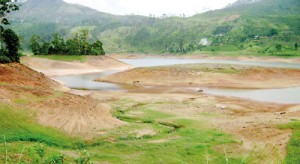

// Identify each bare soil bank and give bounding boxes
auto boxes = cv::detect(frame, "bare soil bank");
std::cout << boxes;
[97,63,300,89]
[21,56,132,77]
[0,63,124,138]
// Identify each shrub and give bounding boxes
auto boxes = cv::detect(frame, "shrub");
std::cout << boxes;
[0,55,11,63]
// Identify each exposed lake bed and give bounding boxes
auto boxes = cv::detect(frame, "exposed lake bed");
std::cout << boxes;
[20,55,300,162]
[53,57,300,104]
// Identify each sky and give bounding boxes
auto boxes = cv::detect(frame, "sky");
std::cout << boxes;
[63,0,238,17]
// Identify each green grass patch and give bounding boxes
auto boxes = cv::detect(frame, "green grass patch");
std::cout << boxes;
[0,104,83,148]
[279,121,300,163]
[89,118,242,163]
[33,55,88,62]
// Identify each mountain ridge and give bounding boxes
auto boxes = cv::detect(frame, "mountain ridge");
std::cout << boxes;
[8,0,300,56]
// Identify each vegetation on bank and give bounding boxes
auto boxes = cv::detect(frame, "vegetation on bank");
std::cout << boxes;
[29,30,105,56]
[32,55,88,62]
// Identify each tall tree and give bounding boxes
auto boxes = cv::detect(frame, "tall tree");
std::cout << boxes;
[2,28,20,62]
[0,0,20,63]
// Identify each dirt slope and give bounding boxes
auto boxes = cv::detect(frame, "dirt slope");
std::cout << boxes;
[21,56,131,76]
[0,63,124,138]
[97,64,300,89]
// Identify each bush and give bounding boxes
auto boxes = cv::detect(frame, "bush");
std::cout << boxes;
[0,55,11,63]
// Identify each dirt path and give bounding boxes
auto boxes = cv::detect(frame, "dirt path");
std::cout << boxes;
[21,56,132,77]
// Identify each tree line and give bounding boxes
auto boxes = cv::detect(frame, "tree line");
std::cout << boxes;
[29,30,105,56]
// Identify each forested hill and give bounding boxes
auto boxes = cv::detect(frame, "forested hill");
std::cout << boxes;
[9,0,300,56]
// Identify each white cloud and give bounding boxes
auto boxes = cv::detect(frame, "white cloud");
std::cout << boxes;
[63,0,238,16]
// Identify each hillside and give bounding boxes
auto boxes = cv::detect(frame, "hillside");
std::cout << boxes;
[0,63,123,137]
[9,0,300,56]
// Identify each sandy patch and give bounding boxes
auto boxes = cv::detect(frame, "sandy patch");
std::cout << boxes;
[134,129,157,138]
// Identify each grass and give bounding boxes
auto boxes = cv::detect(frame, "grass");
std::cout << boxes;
[33,55,88,62]
[278,121,300,163]
[0,104,83,148]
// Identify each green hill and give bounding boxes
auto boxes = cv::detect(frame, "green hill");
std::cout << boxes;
[9,0,300,56]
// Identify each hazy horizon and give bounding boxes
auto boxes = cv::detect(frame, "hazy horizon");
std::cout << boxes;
[62,0,238,16]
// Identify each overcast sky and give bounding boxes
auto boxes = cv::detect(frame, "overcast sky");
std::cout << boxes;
[63,0,238,16]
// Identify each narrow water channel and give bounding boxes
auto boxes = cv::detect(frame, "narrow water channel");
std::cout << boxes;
[54,58,300,104]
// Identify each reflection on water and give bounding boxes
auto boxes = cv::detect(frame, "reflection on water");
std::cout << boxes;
[203,87,300,104]
[54,58,300,104]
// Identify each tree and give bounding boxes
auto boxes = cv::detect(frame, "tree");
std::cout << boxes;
[2,28,20,62]
[48,33,66,54]
[0,0,20,63]
[295,43,298,50]
[29,35,41,55]
[0,0,19,27]
[91,40,105,55]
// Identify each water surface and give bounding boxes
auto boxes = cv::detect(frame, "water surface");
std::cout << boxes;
[54,70,124,91]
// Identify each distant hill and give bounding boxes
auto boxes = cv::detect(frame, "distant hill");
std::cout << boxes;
[11,0,109,23]
[8,0,300,56]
